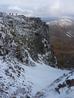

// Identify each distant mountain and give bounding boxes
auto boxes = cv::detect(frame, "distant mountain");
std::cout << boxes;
[48,17,74,68]
[41,17,58,22]
[47,17,73,27]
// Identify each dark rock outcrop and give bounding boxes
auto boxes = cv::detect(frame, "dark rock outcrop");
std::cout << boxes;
[0,12,55,66]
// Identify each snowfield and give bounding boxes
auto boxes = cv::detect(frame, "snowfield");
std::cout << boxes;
[0,57,73,98]
[24,62,68,96]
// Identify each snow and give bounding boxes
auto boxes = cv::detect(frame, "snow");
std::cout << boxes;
[0,57,73,98]
[66,34,72,38]
[24,63,68,95]
[45,90,74,98]
[58,18,72,26]
[47,18,72,27]
[66,32,72,38]
[45,86,74,98]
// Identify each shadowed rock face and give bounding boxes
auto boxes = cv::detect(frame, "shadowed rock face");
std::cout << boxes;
[48,19,74,69]
[0,12,56,66]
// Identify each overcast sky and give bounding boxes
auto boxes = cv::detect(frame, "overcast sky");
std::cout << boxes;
[0,0,74,17]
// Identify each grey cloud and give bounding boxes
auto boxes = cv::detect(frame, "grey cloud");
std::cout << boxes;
[0,0,74,17]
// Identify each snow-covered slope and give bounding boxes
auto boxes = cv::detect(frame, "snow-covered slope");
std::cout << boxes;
[0,56,69,98]
[47,18,72,27]
[34,70,74,98]
[58,18,72,27]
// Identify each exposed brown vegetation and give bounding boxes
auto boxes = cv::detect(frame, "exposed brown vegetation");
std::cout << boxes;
[49,24,74,68]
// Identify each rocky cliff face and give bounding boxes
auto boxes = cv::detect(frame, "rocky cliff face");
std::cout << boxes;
[0,12,55,66]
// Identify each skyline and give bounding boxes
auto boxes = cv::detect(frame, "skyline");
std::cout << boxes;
[0,0,74,17]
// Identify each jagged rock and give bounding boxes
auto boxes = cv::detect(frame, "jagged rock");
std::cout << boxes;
[0,12,55,66]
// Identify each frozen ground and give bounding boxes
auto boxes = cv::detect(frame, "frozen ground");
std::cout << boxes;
[0,57,72,98]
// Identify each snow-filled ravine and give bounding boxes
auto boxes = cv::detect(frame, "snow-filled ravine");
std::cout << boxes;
[0,57,71,98]
[24,62,69,96]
